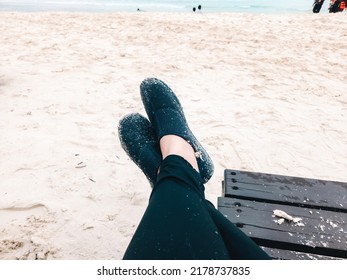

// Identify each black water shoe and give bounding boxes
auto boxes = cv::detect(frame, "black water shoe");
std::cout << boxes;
[140,77,214,184]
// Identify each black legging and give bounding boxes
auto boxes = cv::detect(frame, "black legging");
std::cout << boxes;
[123,155,271,260]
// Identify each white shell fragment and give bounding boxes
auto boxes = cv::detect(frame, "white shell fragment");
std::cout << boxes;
[273,209,305,227]
[274,218,285,225]
[273,209,294,221]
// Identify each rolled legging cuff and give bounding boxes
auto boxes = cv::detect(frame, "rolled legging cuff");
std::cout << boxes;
[153,155,205,199]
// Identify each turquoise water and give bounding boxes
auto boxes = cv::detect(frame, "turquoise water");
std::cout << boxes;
[0,0,324,13]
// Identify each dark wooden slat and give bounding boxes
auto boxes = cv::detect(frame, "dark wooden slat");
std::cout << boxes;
[218,197,347,258]
[224,169,347,211]
[260,247,343,260]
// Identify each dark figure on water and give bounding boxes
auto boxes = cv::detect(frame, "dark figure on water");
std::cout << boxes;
[329,0,346,12]
[313,0,325,13]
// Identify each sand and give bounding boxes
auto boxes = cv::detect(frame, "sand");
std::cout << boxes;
[0,12,346,260]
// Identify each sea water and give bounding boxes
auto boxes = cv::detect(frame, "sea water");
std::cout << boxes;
[0,0,328,13]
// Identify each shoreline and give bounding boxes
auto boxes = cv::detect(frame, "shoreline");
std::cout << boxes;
[0,10,335,17]
[0,1,315,14]
[0,9,316,15]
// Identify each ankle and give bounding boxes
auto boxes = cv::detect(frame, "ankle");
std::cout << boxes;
[160,135,199,172]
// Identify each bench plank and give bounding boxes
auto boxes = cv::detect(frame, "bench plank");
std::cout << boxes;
[223,169,347,211]
[218,197,347,255]
[260,247,343,260]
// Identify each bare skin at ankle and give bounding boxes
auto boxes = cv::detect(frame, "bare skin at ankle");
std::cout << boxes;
[160,135,199,172]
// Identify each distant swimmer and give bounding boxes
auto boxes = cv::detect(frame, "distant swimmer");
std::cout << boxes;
[197,4,202,13]
[329,0,347,13]
[313,0,325,13]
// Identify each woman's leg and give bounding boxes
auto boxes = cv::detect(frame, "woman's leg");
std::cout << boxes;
[159,135,269,259]
[123,154,230,260]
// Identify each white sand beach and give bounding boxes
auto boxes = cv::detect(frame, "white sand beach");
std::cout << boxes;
[0,12,346,259]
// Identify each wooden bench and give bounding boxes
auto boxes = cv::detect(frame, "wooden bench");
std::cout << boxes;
[217,169,347,260]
